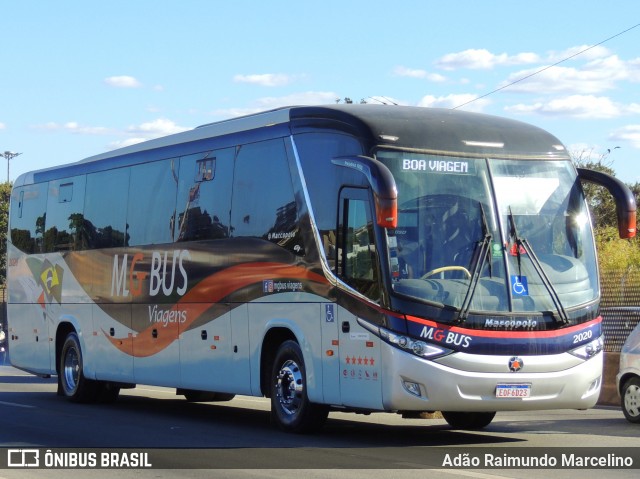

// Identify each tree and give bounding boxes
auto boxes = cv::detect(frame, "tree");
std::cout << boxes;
[573,149,640,307]
[572,149,619,230]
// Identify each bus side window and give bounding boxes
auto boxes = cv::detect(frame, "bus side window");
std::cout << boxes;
[339,190,380,302]
[9,183,48,254]
[175,149,233,242]
[293,132,366,271]
[84,169,129,249]
[44,176,87,252]
[231,139,303,255]
[127,159,178,246]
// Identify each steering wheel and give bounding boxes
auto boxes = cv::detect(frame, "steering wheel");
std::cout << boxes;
[421,266,471,280]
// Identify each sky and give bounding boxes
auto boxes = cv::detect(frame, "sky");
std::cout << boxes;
[1,1,639,184]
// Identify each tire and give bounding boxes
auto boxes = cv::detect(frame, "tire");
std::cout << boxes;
[270,340,329,433]
[442,411,496,430]
[621,376,640,423]
[59,332,98,403]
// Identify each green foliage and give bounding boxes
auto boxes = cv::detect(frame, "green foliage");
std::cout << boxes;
[596,226,640,307]
[595,226,640,272]
[573,149,640,306]
[573,153,619,230]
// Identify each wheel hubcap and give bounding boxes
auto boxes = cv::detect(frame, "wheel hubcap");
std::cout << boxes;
[275,359,303,415]
[624,384,640,417]
[63,347,80,393]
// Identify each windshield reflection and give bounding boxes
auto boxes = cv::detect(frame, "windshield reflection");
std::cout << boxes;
[378,151,598,316]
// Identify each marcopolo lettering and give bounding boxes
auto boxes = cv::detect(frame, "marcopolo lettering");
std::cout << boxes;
[111,250,190,298]
[484,318,538,330]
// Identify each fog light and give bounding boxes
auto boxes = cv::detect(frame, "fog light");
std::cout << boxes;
[403,380,422,397]
[582,376,602,399]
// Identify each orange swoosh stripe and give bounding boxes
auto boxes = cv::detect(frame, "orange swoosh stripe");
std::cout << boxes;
[104,262,328,357]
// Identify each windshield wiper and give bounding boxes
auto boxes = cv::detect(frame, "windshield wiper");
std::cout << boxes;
[507,207,569,325]
[457,203,492,323]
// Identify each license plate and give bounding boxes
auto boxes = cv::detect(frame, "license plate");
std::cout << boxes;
[496,383,531,398]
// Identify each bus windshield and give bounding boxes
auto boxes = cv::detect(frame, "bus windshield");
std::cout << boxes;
[378,150,598,315]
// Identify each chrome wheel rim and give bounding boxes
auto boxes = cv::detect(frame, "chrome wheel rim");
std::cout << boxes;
[63,346,80,394]
[275,359,303,416]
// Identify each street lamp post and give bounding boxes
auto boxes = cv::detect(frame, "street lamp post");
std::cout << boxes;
[0,151,22,182]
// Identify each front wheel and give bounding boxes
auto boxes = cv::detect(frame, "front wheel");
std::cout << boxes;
[59,332,98,403]
[270,340,328,433]
[621,377,640,423]
[442,411,496,430]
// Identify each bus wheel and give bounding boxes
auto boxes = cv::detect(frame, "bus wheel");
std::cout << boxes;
[59,332,97,403]
[621,377,640,423]
[270,340,328,433]
[442,411,496,430]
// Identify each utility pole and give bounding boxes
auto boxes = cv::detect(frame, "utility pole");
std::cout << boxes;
[0,151,22,182]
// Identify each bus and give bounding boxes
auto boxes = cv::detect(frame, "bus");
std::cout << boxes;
[6,105,636,432]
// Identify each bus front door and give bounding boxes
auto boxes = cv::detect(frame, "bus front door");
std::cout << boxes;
[337,188,383,410]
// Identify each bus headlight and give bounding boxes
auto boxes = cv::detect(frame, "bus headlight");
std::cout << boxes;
[569,336,603,360]
[356,317,452,359]
[380,328,452,359]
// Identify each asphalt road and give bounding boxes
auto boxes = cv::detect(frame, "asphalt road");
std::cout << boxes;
[1,365,638,479]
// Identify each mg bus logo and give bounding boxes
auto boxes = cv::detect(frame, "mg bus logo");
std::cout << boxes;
[111,250,190,298]
[508,357,524,372]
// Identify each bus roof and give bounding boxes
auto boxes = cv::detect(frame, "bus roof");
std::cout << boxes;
[292,104,568,159]
[14,105,569,186]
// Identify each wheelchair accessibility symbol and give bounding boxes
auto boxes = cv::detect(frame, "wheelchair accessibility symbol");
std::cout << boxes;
[325,304,335,322]
[510,275,529,296]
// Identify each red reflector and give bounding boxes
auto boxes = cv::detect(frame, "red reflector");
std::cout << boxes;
[366,341,374,348]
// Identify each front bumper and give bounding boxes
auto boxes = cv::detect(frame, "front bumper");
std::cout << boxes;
[381,344,603,412]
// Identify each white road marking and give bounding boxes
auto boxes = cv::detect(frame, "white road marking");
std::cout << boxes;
[0,400,36,409]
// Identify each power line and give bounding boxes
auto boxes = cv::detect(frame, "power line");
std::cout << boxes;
[452,22,640,110]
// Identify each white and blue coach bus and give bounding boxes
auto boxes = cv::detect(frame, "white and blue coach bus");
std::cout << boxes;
[6,105,636,432]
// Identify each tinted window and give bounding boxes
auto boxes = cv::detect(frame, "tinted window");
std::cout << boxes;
[43,176,87,252]
[84,168,129,248]
[175,149,234,242]
[127,159,178,246]
[293,132,364,268]
[10,183,48,254]
[339,191,380,302]
[231,139,301,253]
